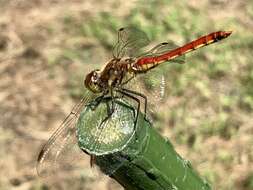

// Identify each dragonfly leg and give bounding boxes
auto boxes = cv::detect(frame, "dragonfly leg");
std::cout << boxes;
[96,87,122,128]
[97,88,116,128]
[98,100,114,129]
[116,89,140,132]
[81,149,96,167]
[88,99,114,155]
[90,95,127,156]
[110,87,116,112]
[120,88,148,121]
[90,93,106,110]
[121,74,135,86]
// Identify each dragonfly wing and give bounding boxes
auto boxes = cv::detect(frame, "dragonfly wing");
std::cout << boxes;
[36,90,97,177]
[126,67,167,119]
[122,41,187,120]
[113,27,150,58]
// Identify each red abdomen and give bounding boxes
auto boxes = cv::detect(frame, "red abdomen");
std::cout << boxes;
[132,31,232,72]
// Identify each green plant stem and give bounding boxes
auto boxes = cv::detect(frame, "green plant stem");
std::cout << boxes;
[77,98,211,190]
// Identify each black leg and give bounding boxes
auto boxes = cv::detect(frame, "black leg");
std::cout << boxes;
[90,94,116,153]
[116,89,140,132]
[97,88,117,128]
[90,94,105,110]
[110,87,115,112]
[121,74,134,86]
[89,101,112,154]
[120,88,148,121]
[98,100,114,129]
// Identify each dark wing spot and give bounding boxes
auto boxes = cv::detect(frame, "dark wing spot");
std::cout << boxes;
[37,147,45,162]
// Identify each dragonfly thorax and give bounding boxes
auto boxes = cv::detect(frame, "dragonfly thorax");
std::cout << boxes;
[85,57,133,94]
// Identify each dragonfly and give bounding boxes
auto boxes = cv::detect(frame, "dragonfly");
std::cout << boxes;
[37,27,232,177]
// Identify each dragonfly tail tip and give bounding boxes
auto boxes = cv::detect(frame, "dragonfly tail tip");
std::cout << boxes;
[225,30,232,37]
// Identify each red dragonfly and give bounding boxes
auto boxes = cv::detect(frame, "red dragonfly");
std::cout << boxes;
[37,27,232,176]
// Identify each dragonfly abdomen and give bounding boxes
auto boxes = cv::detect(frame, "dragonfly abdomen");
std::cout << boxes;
[133,31,232,73]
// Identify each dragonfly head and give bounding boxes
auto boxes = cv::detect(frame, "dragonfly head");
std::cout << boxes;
[84,69,103,93]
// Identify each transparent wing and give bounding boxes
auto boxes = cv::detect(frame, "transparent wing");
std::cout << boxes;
[113,27,150,58]
[36,90,97,177]
[123,42,186,120]
[124,67,167,121]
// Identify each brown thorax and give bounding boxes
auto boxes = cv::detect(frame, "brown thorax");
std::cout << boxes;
[84,57,136,94]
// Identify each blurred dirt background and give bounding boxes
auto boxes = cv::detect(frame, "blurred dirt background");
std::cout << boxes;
[0,0,253,190]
